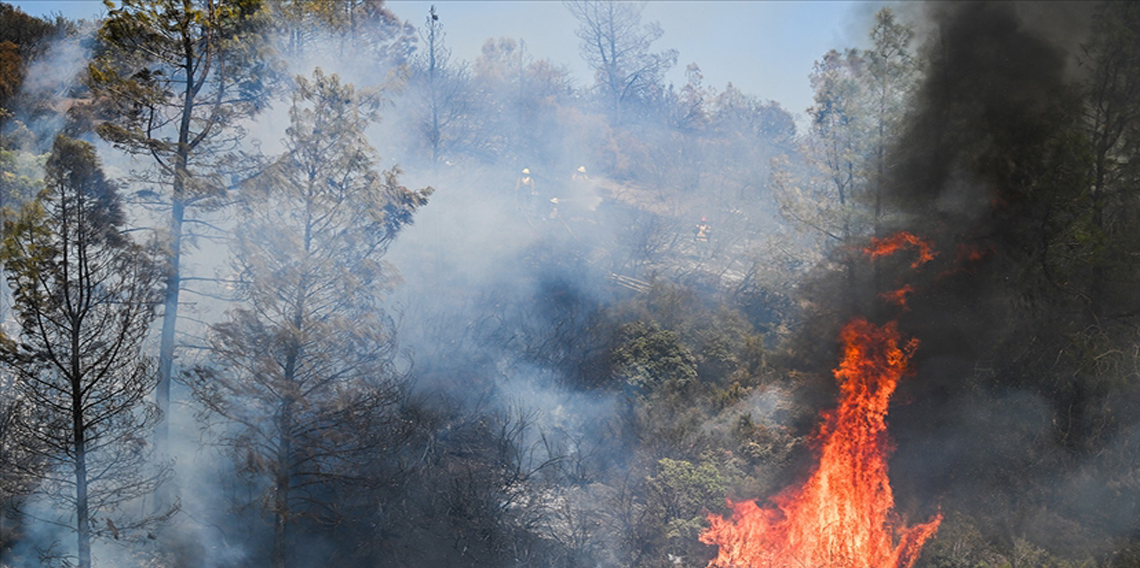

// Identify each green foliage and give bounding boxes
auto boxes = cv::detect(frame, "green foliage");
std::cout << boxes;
[687,307,752,384]
[612,320,698,395]
[267,0,414,61]
[89,0,282,477]
[91,0,278,180]
[774,7,919,291]
[646,458,726,540]
[0,143,44,209]
[0,4,58,52]
[917,513,1097,568]
[732,412,795,468]
[0,3,64,110]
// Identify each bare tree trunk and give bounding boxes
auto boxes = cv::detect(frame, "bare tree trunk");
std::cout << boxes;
[428,6,441,164]
[272,401,292,568]
[75,445,90,568]
[155,198,184,455]
[73,344,91,568]
[272,224,307,568]
[156,6,198,506]
[1089,135,1108,321]
[153,195,184,523]
[75,446,90,568]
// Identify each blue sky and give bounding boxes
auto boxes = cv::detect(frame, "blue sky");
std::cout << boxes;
[13,0,898,122]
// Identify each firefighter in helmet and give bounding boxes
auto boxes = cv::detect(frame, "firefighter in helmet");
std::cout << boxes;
[517,168,536,195]
[695,216,712,243]
[517,168,537,214]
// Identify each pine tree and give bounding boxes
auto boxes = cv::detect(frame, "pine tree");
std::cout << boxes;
[0,136,167,568]
[89,0,276,471]
[190,70,429,568]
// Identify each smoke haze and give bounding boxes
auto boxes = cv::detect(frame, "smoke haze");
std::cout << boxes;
[1,2,1139,568]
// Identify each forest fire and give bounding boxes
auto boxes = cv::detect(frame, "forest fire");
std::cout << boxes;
[700,319,941,568]
[4,0,1134,565]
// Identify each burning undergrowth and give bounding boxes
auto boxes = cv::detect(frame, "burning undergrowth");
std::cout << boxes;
[699,230,943,568]
[3,1,1140,567]
[701,318,941,568]
[691,3,1140,567]
[762,2,1140,565]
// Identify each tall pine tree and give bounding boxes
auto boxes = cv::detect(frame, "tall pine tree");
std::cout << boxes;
[0,136,166,568]
[191,70,429,568]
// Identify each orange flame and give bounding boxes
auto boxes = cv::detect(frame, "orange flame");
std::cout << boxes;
[701,319,941,568]
[865,233,936,268]
[957,244,989,264]
[879,285,915,310]
[937,243,993,278]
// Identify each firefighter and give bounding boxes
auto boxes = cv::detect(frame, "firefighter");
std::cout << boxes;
[695,217,712,243]
[548,197,560,220]
[517,168,536,195]
[517,168,538,214]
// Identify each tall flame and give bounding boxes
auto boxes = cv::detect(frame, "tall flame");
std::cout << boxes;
[700,319,941,568]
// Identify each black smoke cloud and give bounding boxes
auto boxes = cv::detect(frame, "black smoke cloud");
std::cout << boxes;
[817,2,1139,559]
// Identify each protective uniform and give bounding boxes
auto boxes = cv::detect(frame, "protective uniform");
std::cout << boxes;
[517,168,537,195]
[695,217,712,243]
[517,168,538,215]
[571,166,588,183]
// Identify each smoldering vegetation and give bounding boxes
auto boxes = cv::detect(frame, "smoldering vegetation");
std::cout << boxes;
[0,1,1138,568]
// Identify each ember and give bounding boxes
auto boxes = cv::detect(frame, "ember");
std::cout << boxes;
[879,285,915,310]
[865,232,936,268]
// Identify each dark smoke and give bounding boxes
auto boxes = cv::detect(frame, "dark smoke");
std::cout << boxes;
[6,1,1140,567]
[798,2,1140,562]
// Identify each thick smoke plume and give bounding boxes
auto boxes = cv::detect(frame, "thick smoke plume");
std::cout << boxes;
[796,2,1140,563]
[2,2,1139,568]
